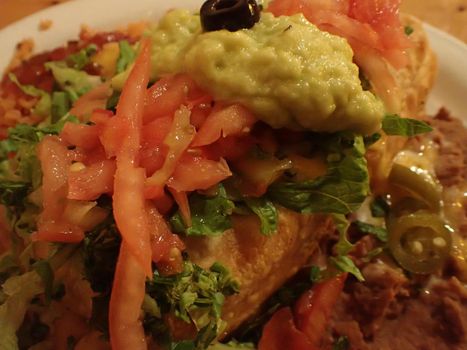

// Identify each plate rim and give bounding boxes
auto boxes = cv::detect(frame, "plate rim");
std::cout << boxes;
[1,0,466,123]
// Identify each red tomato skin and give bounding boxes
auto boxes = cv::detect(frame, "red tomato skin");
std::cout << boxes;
[150,191,174,215]
[142,115,173,148]
[109,242,148,350]
[143,74,200,124]
[191,104,256,147]
[145,106,195,197]
[34,136,84,243]
[68,160,116,201]
[202,135,255,161]
[100,116,130,159]
[146,205,185,264]
[140,145,167,177]
[258,307,317,350]
[112,37,153,272]
[167,187,191,227]
[168,155,232,193]
[190,104,212,129]
[294,273,347,346]
[61,122,100,150]
[33,221,84,243]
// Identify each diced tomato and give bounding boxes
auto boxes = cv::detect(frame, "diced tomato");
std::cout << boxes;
[140,145,167,177]
[109,38,152,350]
[191,104,257,147]
[69,83,112,120]
[258,308,317,350]
[145,106,195,198]
[109,243,148,350]
[168,154,232,193]
[112,38,152,276]
[167,187,191,227]
[100,114,130,158]
[233,154,293,197]
[61,122,100,150]
[33,136,84,243]
[267,0,409,111]
[259,274,347,350]
[348,0,410,67]
[143,73,212,124]
[33,220,84,243]
[294,273,347,346]
[68,160,116,200]
[202,135,255,161]
[190,103,212,129]
[146,205,185,266]
[52,311,89,350]
[142,115,173,148]
[82,145,109,165]
[150,190,174,215]
[90,108,114,125]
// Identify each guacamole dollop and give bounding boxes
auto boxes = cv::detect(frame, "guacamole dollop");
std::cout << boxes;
[147,10,384,134]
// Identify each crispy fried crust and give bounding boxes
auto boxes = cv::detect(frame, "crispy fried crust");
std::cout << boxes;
[367,14,437,193]
[184,14,438,336]
[185,210,332,334]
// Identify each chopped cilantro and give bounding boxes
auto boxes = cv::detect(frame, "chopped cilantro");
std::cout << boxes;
[382,114,432,136]
[353,220,388,243]
[370,196,390,217]
[170,185,235,237]
[404,25,414,36]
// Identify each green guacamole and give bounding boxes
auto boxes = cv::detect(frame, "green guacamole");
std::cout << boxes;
[147,10,384,134]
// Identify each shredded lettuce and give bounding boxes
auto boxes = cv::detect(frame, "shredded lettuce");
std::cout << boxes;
[269,133,370,215]
[66,44,97,70]
[170,185,235,237]
[330,255,364,282]
[32,261,54,304]
[245,198,278,236]
[382,114,432,136]
[45,61,101,101]
[8,73,51,117]
[51,91,71,122]
[353,220,388,242]
[116,40,136,74]
[0,271,43,350]
[0,115,78,184]
[370,196,390,217]
[208,342,255,350]
[146,261,239,350]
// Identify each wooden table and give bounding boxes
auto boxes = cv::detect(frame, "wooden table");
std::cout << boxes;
[1,0,466,43]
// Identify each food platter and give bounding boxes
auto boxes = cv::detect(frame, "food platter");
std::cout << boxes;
[1,0,466,123]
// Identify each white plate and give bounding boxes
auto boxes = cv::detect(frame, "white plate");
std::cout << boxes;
[1,0,466,122]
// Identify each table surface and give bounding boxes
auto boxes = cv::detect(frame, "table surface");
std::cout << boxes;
[0,0,466,43]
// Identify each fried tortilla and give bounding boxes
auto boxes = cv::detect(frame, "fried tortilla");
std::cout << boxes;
[183,14,438,335]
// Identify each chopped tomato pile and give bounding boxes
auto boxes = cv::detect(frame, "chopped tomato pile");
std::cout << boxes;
[259,274,347,350]
[267,0,410,111]
[30,38,257,349]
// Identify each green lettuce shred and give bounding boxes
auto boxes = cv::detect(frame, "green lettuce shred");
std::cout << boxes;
[268,133,370,215]
[45,61,101,101]
[116,40,136,74]
[66,44,97,70]
[0,271,44,350]
[382,114,432,136]
[170,185,235,237]
[8,74,51,117]
[245,198,278,236]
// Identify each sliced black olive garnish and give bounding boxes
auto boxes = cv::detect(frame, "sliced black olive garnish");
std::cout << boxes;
[200,0,261,32]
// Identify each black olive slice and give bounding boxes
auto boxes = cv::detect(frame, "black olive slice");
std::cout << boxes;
[200,0,261,32]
